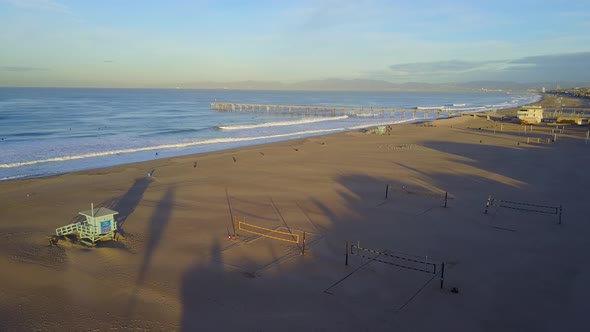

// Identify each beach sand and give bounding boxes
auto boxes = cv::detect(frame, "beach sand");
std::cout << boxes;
[1,94,589,331]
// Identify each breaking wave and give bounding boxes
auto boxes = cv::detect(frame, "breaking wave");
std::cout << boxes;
[0,128,345,169]
[218,115,348,130]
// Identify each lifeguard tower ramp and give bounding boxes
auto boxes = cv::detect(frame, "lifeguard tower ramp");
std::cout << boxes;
[56,205,118,246]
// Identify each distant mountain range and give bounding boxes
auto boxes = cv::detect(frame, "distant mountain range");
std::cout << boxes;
[169,79,589,92]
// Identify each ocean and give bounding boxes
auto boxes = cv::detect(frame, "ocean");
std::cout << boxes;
[0,88,541,181]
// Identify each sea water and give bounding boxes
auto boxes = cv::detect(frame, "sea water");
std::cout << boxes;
[0,88,541,180]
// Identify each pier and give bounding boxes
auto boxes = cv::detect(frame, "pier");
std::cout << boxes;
[211,102,457,119]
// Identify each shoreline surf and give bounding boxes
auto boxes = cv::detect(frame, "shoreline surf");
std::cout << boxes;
[0,89,542,181]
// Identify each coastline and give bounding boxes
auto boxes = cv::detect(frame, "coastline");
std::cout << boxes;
[0,92,543,182]
[1,92,589,330]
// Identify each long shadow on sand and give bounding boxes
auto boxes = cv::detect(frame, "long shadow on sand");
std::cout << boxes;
[180,239,223,331]
[177,137,589,331]
[104,177,152,234]
[177,172,495,330]
[418,139,585,195]
[126,187,174,316]
[179,232,352,331]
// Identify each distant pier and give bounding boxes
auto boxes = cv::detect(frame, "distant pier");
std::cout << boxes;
[210,102,456,119]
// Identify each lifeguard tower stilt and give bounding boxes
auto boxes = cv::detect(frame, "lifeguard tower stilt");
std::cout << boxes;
[55,203,119,246]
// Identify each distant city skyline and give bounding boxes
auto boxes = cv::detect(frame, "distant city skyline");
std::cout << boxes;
[1,0,590,88]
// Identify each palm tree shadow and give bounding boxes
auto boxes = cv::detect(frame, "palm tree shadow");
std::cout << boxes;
[180,239,231,331]
[125,187,174,316]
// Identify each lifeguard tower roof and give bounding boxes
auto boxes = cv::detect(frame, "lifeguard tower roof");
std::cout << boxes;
[79,207,119,218]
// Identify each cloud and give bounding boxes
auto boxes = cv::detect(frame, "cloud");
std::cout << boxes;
[389,60,505,77]
[500,52,590,82]
[3,0,71,13]
[509,52,590,67]
[2,66,48,72]
[384,52,590,83]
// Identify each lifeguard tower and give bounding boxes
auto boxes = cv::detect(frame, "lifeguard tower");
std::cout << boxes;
[55,204,118,246]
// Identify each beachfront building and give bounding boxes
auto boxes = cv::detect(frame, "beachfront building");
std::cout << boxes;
[517,106,544,124]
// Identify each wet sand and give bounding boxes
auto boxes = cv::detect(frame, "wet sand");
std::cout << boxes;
[1,94,589,331]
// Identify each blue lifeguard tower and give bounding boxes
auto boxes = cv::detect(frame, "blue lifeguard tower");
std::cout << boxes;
[56,204,118,246]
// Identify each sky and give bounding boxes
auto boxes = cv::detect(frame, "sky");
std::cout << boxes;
[1,0,590,87]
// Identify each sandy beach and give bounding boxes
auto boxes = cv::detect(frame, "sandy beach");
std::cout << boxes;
[1,94,589,331]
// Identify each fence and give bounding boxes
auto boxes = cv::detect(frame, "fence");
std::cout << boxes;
[385,184,450,208]
[484,195,563,224]
[346,242,445,289]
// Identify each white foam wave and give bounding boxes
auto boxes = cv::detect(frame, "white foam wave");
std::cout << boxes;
[345,118,420,130]
[0,129,343,169]
[349,113,377,117]
[416,106,444,110]
[0,174,36,181]
[219,115,349,130]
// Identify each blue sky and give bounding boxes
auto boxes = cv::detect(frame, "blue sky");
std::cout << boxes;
[1,0,589,87]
